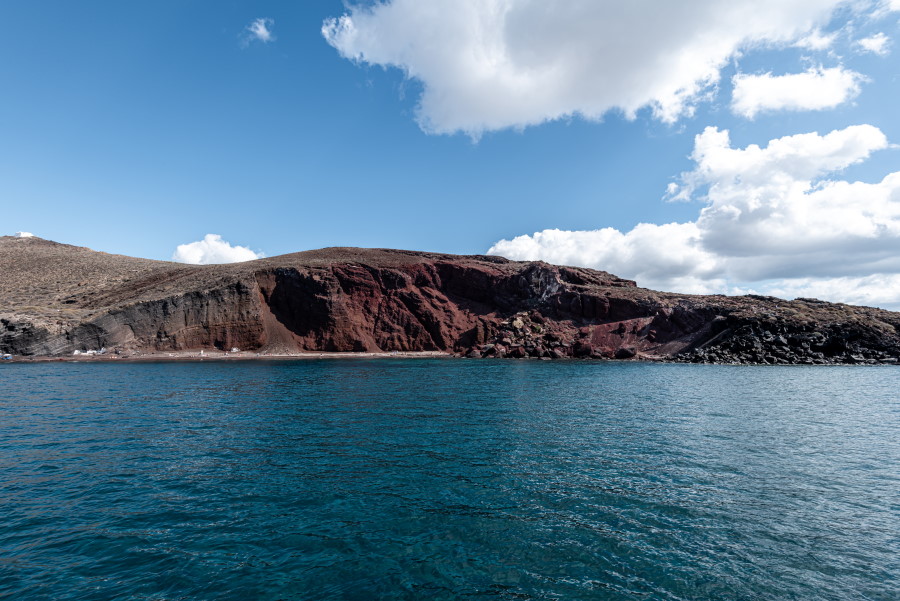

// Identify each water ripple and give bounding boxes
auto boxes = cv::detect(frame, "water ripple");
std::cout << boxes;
[1,361,898,600]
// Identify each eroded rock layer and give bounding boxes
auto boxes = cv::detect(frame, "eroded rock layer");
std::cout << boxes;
[2,236,899,364]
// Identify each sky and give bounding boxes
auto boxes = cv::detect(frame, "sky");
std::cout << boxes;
[2,1,900,308]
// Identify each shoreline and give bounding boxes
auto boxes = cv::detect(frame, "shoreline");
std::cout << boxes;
[3,351,894,366]
[2,350,456,364]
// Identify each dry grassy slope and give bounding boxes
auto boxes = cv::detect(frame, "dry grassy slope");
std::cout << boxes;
[2,236,900,362]
[0,236,632,321]
[1,236,187,328]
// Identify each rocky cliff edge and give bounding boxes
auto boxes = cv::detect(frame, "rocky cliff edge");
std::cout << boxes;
[2,236,899,364]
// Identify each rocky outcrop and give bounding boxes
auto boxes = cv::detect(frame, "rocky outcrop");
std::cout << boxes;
[673,307,900,365]
[2,236,899,363]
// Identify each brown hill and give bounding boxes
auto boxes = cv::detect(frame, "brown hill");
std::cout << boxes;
[2,235,899,363]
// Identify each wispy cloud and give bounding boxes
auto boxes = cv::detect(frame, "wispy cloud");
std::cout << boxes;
[795,28,837,51]
[172,234,264,265]
[731,66,863,119]
[856,32,891,55]
[242,17,275,47]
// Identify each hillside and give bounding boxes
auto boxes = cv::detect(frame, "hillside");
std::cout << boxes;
[2,236,899,364]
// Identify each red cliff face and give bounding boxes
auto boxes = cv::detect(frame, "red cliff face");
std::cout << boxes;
[2,238,900,364]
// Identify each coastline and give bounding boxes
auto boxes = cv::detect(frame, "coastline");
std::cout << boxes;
[2,348,895,366]
[2,350,456,364]
[3,353,895,365]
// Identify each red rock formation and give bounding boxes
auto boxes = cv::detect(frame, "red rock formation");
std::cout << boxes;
[2,237,900,364]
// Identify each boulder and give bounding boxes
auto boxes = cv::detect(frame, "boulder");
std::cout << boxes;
[614,346,637,359]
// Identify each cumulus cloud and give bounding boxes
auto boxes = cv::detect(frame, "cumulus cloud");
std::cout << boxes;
[243,18,275,46]
[488,124,900,309]
[172,234,264,265]
[731,67,864,118]
[677,125,893,272]
[757,274,900,310]
[856,32,891,55]
[322,0,847,135]
[486,223,724,295]
[13,231,35,238]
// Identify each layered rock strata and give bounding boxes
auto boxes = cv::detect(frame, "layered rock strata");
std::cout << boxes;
[2,236,899,364]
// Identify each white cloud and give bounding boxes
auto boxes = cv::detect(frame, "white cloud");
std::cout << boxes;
[243,18,275,45]
[488,223,724,295]
[681,125,893,271]
[870,0,900,19]
[323,0,846,136]
[731,66,863,118]
[488,124,900,309]
[172,234,264,265]
[856,32,891,55]
[795,29,838,50]
[13,231,34,238]
[757,275,900,310]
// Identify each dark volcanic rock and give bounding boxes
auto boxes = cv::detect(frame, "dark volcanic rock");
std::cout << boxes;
[2,236,900,364]
[614,346,637,360]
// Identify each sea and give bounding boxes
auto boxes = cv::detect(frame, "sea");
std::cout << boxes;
[0,359,897,600]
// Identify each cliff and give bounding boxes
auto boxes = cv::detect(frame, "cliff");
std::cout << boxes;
[2,236,899,364]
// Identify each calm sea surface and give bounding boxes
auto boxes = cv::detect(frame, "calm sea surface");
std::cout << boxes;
[0,360,897,600]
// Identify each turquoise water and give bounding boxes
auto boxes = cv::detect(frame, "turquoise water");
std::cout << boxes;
[0,360,898,600]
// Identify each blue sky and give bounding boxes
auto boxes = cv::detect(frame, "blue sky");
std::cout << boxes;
[2,1,900,308]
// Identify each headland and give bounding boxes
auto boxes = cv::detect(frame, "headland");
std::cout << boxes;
[3,236,899,364]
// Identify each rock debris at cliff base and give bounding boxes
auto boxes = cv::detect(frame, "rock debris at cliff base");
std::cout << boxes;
[2,236,899,365]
